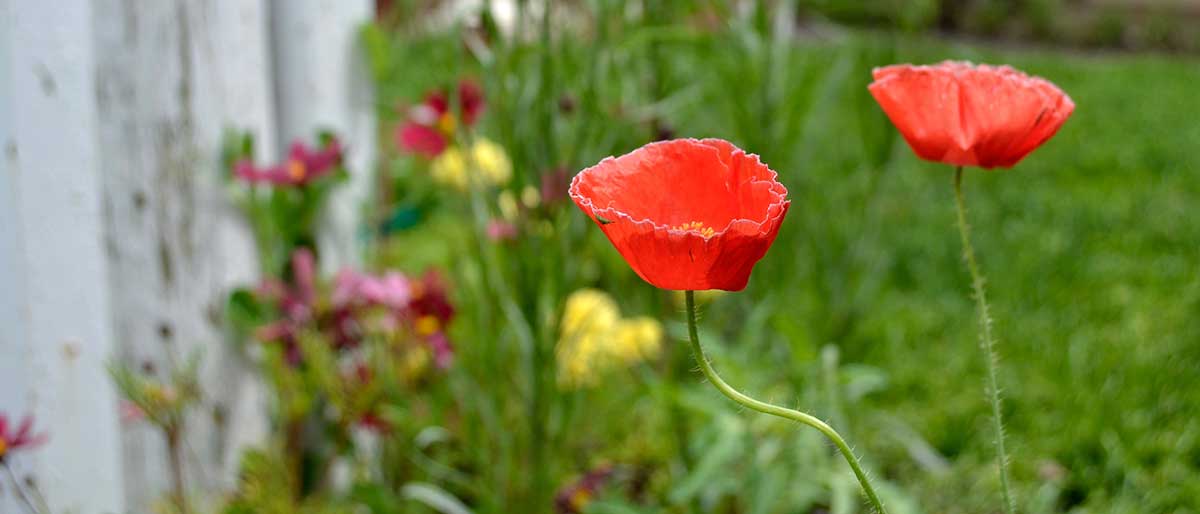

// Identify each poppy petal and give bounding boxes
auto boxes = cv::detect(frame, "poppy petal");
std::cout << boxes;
[571,139,789,291]
[868,61,1073,169]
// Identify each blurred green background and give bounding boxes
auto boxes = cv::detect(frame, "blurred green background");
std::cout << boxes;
[360,1,1200,513]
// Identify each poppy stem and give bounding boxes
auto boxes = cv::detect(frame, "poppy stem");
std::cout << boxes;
[953,167,1016,514]
[683,291,888,514]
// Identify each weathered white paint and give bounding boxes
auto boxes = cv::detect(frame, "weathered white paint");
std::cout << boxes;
[270,0,376,273]
[0,1,126,513]
[2,1,373,511]
[92,1,278,510]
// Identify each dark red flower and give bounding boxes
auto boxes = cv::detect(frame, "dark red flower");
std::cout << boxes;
[570,139,789,291]
[555,465,616,514]
[395,80,485,157]
[409,271,455,324]
[234,139,343,185]
[868,61,1074,169]
[0,413,47,460]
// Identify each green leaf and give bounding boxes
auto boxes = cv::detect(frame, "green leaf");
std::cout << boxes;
[400,482,474,514]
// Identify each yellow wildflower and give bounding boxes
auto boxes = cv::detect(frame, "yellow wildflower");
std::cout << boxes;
[556,289,662,389]
[429,138,513,191]
[470,138,512,186]
[430,147,468,189]
[612,317,663,364]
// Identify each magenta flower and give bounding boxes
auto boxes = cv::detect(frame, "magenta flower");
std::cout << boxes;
[395,80,485,158]
[254,248,318,364]
[0,413,47,461]
[234,139,343,186]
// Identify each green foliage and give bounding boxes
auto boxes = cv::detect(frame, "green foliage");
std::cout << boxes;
[362,4,1200,513]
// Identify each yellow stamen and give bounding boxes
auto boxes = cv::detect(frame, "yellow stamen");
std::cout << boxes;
[673,220,715,238]
[0,437,8,457]
[570,488,592,509]
[415,315,440,337]
[438,113,457,135]
[288,159,307,181]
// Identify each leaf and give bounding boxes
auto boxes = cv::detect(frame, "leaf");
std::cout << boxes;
[400,482,474,514]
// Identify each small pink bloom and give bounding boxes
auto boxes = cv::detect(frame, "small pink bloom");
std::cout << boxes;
[120,401,146,423]
[234,139,343,186]
[486,219,518,241]
[0,413,48,460]
[427,331,454,369]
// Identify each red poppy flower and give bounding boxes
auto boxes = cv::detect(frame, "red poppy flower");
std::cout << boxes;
[0,413,48,460]
[570,138,789,291]
[868,61,1074,169]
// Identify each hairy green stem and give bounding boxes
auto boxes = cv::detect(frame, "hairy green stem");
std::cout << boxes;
[953,167,1016,514]
[684,291,887,514]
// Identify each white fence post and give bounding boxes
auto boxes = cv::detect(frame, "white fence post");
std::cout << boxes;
[0,1,126,513]
[270,0,377,273]
[91,0,277,511]
[1,1,374,511]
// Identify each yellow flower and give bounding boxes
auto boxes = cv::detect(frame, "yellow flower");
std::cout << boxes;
[560,289,620,339]
[612,317,663,364]
[470,138,512,186]
[429,138,513,191]
[556,289,662,389]
[430,147,468,189]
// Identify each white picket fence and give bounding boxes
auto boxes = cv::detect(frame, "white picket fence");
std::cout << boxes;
[0,1,375,512]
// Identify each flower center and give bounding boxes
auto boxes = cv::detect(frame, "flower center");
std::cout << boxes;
[673,221,715,238]
[415,315,440,336]
[0,437,7,458]
[288,159,307,181]
[438,113,457,136]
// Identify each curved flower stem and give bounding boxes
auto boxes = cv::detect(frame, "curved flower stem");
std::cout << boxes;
[683,291,887,514]
[953,167,1016,514]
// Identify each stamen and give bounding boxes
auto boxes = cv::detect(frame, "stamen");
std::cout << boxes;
[288,159,307,181]
[673,221,715,238]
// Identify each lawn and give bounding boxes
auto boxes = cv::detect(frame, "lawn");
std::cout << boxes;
[360,11,1200,513]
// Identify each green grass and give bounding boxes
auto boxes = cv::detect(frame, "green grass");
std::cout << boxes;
[367,11,1200,513]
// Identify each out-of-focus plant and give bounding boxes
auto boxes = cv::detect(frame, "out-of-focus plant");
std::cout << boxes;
[0,413,49,514]
[222,131,348,276]
[225,247,457,504]
[110,355,203,514]
[556,288,662,389]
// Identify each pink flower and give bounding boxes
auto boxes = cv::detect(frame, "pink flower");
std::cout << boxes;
[427,331,454,369]
[395,80,485,158]
[234,139,343,186]
[254,249,319,365]
[0,413,47,461]
[120,401,146,424]
[486,219,518,241]
[333,269,412,310]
